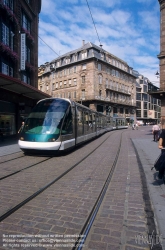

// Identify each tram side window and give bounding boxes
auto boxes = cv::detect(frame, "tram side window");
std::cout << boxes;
[61,107,73,134]
[92,113,96,131]
[89,113,93,130]
[77,106,83,136]
[84,110,89,133]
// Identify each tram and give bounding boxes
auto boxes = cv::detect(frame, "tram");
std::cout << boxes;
[18,98,128,153]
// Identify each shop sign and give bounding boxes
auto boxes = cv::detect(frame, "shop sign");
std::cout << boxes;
[20,34,26,70]
[148,110,154,118]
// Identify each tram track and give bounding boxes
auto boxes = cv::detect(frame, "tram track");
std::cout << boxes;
[0,157,52,181]
[0,152,24,164]
[0,131,118,223]
[73,131,123,250]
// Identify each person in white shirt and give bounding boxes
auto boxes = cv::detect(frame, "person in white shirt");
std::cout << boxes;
[152,123,160,142]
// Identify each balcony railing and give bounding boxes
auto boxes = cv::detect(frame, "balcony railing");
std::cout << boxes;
[75,95,134,106]
[105,84,131,95]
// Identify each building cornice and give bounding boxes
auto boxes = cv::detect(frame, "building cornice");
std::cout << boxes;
[158,0,165,10]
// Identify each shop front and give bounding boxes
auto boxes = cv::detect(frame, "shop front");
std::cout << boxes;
[0,101,16,135]
[0,73,51,137]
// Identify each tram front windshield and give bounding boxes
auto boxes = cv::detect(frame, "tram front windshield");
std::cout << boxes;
[22,99,70,135]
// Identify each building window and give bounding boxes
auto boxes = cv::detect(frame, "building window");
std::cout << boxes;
[69,68,72,74]
[81,89,85,98]
[2,62,13,77]
[21,73,30,84]
[144,102,148,109]
[142,93,148,101]
[73,66,77,73]
[2,23,9,46]
[64,69,67,75]
[120,108,123,114]
[136,93,141,101]
[82,76,85,84]
[22,12,31,32]
[82,64,86,70]
[82,51,87,59]
[52,83,55,90]
[73,78,77,85]
[99,90,102,97]
[65,57,70,64]
[143,110,147,117]
[98,63,101,70]
[74,91,76,98]
[3,0,13,10]
[56,83,58,88]
[40,85,42,91]
[136,101,141,109]
[60,81,62,87]
[64,81,66,85]
[69,79,71,85]
[98,74,102,84]
[74,54,77,61]
[143,85,147,92]
[26,46,31,63]
[136,110,141,117]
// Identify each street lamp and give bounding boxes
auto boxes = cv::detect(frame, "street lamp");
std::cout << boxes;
[155,71,160,78]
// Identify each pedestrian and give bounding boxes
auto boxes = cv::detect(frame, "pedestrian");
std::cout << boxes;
[132,123,135,130]
[158,129,165,179]
[135,123,138,130]
[152,123,160,141]
[18,121,24,134]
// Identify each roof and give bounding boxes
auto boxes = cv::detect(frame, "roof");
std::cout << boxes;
[50,42,129,66]
[0,73,51,100]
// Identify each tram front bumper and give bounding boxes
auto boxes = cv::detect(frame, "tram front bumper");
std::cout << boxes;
[18,140,61,151]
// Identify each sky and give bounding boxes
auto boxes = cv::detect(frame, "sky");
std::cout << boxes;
[38,0,160,87]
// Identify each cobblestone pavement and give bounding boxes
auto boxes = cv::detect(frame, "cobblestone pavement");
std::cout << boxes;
[0,126,165,250]
[0,137,20,156]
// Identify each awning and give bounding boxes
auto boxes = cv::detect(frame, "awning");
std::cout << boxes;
[0,73,51,100]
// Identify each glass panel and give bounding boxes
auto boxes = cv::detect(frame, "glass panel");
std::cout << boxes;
[22,99,69,135]
[77,106,83,136]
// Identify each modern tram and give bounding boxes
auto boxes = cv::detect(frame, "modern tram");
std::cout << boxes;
[18,98,128,153]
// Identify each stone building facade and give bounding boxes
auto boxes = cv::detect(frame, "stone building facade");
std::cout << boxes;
[38,42,137,123]
[150,0,165,127]
[133,70,161,125]
[0,0,50,136]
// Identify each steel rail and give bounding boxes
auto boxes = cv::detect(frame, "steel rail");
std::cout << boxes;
[0,157,52,181]
[0,131,116,222]
[73,132,123,250]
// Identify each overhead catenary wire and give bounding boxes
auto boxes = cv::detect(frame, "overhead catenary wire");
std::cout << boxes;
[85,0,102,47]
[38,33,60,57]
[22,19,60,58]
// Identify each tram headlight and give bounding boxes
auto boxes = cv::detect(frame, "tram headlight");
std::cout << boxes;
[20,137,24,141]
[48,138,56,142]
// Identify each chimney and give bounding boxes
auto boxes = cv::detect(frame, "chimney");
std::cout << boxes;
[82,40,85,46]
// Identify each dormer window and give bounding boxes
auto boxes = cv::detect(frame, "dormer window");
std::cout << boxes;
[82,51,87,59]
[100,51,104,59]
[74,54,77,61]
[65,57,70,64]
